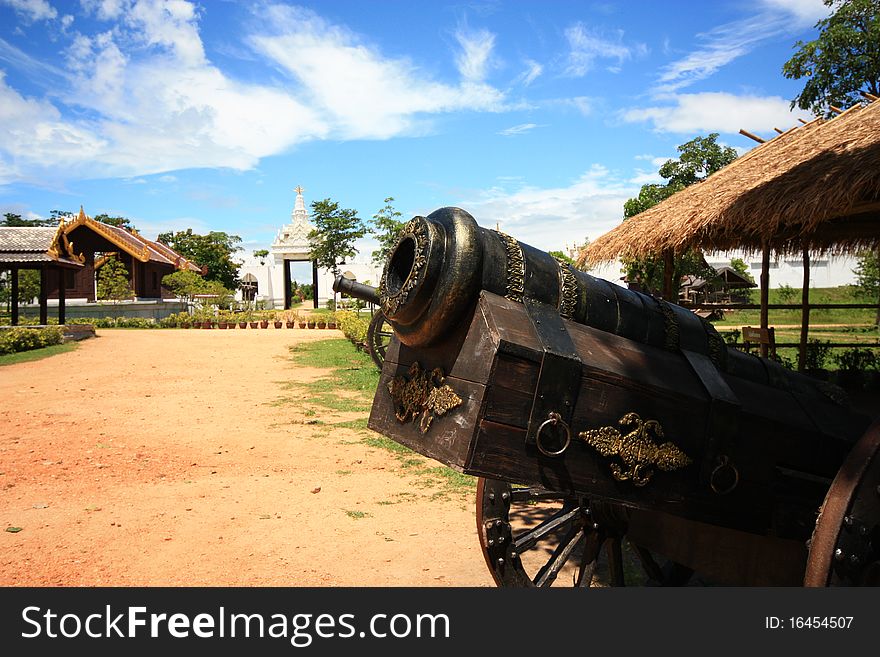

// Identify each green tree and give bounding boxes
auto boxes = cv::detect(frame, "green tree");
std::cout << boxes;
[93,213,136,230]
[783,0,880,116]
[551,238,593,272]
[370,197,405,267]
[162,270,206,306]
[96,255,134,302]
[308,199,367,305]
[853,248,880,323]
[157,229,242,290]
[729,257,754,283]
[252,249,269,265]
[1,212,55,227]
[621,134,738,297]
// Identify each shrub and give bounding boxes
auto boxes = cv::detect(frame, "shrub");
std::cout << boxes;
[335,310,370,345]
[0,326,64,355]
[804,339,832,370]
[832,348,878,372]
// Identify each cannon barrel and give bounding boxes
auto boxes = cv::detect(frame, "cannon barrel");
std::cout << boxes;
[332,274,380,306]
[363,207,805,391]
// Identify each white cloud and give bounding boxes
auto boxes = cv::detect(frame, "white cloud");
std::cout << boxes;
[250,5,507,140]
[0,71,107,185]
[621,91,813,134]
[454,27,495,83]
[498,123,541,136]
[563,22,645,77]
[1,0,57,22]
[657,0,828,92]
[0,1,514,185]
[460,165,637,252]
[80,0,127,21]
[760,0,828,24]
[629,170,662,185]
[515,58,543,86]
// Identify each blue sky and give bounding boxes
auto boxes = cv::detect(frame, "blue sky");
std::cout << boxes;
[0,0,828,262]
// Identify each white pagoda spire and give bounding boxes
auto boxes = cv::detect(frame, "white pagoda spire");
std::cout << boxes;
[272,185,313,254]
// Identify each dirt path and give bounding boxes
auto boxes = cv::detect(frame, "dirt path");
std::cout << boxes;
[0,328,493,587]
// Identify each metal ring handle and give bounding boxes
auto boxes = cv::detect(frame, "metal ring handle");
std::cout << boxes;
[535,412,571,458]
[710,456,739,495]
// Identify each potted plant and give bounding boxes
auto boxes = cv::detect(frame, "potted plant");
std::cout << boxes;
[178,312,191,329]
[326,312,337,330]
[306,315,316,329]
[317,315,327,329]
[248,310,259,329]
[259,311,269,329]
[285,311,297,329]
[217,310,228,329]
[298,313,307,329]
[237,311,248,329]
[273,311,283,329]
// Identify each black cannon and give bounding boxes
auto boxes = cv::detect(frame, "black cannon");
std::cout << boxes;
[334,207,879,587]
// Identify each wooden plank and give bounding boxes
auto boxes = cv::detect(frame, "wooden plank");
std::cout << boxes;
[467,420,773,534]
[627,509,807,585]
[368,364,486,470]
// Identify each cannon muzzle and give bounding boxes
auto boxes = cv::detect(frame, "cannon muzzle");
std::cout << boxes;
[333,275,380,305]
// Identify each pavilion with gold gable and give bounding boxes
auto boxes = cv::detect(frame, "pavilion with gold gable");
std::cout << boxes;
[0,207,200,325]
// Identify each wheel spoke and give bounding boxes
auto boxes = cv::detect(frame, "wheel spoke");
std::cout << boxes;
[573,529,604,587]
[533,527,585,587]
[508,487,567,504]
[511,506,582,553]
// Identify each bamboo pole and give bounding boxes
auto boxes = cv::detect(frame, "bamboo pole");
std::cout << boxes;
[739,129,765,144]
[760,244,770,358]
[798,250,810,372]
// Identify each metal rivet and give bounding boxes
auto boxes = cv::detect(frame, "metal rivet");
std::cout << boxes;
[498,536,505,544]
[850,554,861,566]
[487,492,495,501]
[488,539,494,546]
[497,558,504,566]
[510,551,518,560]
[501,492,509,501]
[834,548,845,562]
[496,520,503,528]
[592,522,600,530]
[844,515,854,527]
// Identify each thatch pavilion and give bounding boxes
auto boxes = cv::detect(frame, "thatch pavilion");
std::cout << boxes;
[580,94,880,370]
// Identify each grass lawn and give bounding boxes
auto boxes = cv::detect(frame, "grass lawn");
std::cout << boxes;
[286,338,476,497]
[0,342,77,366]
[712,286,878,327]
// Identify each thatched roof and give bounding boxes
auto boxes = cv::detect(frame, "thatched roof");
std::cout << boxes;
[580,97,880,266]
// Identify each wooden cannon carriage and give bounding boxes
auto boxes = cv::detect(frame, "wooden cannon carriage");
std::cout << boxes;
[334,207,879,587]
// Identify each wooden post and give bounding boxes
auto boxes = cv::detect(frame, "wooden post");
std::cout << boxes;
[283,258,292,310]
[662,250,675,302]
[11,268,19,326]
[798,251,810,372]
[39,266,48,326]
[312,260,319,309]
[58,268,66,326]
[759,245,770,358]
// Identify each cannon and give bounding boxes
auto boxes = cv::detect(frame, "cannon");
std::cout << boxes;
[334,207,879,587]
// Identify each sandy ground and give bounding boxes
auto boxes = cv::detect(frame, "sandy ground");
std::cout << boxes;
[0,328,493,587]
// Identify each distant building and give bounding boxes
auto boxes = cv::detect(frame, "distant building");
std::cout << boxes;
[705,250,859,289]
[236,187,382,309]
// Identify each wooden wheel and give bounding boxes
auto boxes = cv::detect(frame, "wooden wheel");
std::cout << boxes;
[804,418,880,586]
[367,311,393,369]
[476,478,690,587]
